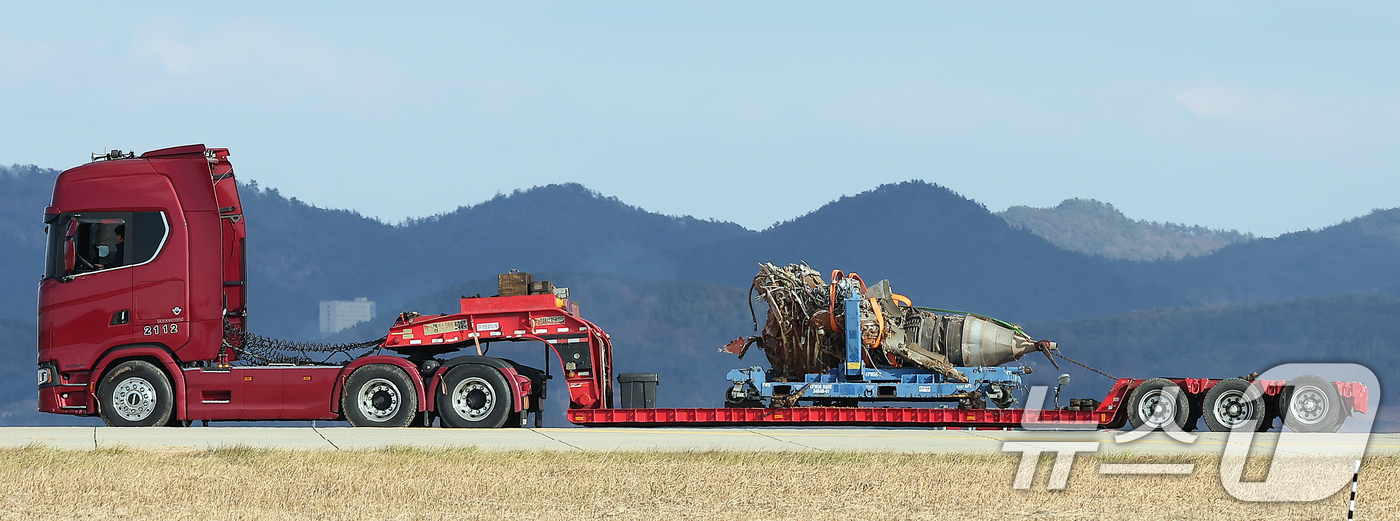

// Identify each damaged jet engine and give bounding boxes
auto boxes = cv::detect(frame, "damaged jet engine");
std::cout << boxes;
[721,263,1059,384]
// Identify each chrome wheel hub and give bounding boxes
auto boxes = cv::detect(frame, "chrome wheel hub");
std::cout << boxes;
[112,376,157,422]
[357,378,401,422]
[452,377,496,421]
[1212,390,1255,428]
[1138,389,1177,429]
[1289,386,1328,425]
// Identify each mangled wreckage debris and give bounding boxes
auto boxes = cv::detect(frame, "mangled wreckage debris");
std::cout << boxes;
[721,263,1059,384]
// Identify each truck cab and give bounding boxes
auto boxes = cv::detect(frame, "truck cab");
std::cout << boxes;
[37,145,570,428]
[38,146,246,418]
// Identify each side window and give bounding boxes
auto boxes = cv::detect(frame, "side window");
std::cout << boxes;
[130,212,167,265]
[49,211,168,278]
[73,216,128,272]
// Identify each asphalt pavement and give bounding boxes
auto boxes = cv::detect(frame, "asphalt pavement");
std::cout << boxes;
[0,426,1396,456]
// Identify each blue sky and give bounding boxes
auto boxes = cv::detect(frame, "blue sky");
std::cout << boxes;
[2,2,1397,236]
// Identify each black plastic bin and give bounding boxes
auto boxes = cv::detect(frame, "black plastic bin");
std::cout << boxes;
[617,373,659,409]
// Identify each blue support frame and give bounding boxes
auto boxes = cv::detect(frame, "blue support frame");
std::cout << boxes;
[726,365,1029,403]
[844,284,863,379]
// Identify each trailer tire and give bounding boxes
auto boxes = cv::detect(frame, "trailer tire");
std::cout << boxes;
[96,360,174,427]
[1202,378,1265,432]
[342,364,419,428]
[1280,375,1343,433]
[1126,378,1191,432]
[437,364,511,429]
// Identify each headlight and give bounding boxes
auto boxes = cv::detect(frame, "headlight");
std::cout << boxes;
[37,367,52,386]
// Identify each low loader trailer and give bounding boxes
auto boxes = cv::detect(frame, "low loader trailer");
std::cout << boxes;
[37,145,1367,433]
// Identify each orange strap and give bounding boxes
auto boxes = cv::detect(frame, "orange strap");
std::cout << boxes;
[892,294,911,307]
[869,297,886,347]
[827,269,872,333]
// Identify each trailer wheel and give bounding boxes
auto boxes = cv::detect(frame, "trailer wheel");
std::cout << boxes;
[437,364,511,428]
[1202,378,1265,432]
[1126,378,1191,432]
[1281,375,1343,433]
[97,360,174,427]
[342,364,418,428]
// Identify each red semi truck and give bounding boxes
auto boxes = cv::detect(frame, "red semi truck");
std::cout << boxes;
[37,145,1369,431]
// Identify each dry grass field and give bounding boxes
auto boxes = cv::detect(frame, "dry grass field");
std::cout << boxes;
[0,446,1393,520]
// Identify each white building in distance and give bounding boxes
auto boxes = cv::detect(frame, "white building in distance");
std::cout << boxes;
[320,297,376,334]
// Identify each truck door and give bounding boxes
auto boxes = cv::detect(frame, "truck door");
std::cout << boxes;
[45,213,133,369]
[128,212,190,350]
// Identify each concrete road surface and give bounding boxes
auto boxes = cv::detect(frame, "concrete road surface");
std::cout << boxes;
[0,427,1397,456]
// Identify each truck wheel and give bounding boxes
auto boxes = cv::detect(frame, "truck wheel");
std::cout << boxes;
[342,364,418,428]
[1281,375,1343,433]
[437,364,511,428]
[97,360,174,427]
[1126,378,1191,432]
[1202,378,1265,432]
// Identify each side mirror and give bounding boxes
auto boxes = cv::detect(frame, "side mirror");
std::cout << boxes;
[63,240,75,273]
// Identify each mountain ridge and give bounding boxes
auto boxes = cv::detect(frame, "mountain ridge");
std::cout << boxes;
[4,163,1399,336]
[998,198,1255,261]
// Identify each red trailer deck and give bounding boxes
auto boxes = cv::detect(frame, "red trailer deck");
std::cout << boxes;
[570,406,1107,428]
[570,377,1368,431]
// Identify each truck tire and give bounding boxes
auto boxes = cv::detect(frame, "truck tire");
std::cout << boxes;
[342,364,419,428]
[1202,378,1265,432]
[437,364,511,429]
[1280,375,1343,433]
[96,360,174,427]
[1126,378,1191,432]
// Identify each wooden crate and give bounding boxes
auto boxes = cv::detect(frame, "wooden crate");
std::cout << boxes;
[498,271,532,297]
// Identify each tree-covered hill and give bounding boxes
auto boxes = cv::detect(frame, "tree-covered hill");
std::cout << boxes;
[7,161,1400,337]
[1126,209,1400,306]
[685,182,1182,322]
[0,165,61,319]
[998,198,1253,260]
